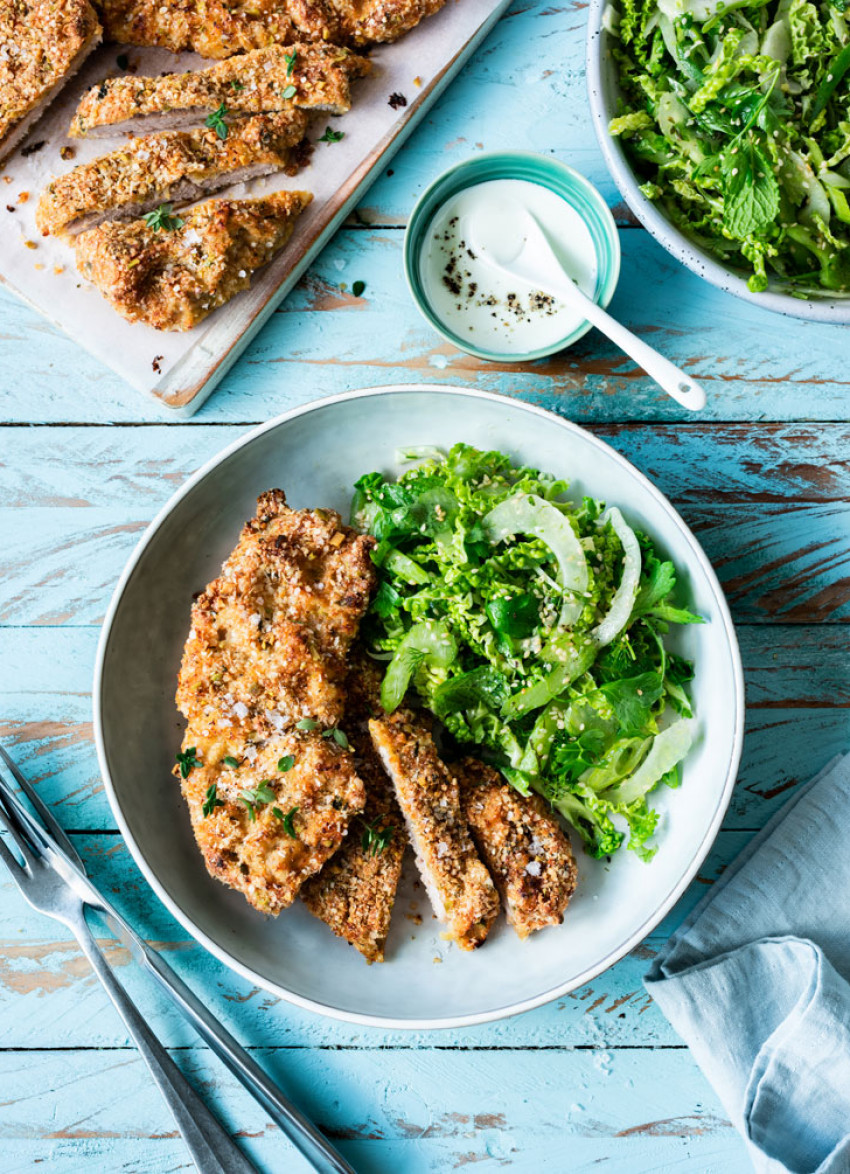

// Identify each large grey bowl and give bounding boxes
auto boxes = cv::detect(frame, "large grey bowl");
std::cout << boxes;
[94,385,744,1029]
[586,0,850,323]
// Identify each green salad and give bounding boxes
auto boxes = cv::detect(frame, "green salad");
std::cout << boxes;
[352,444,701,862]
[608,0,850,293]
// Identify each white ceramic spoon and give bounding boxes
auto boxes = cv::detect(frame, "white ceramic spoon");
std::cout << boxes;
[465,198,707,412]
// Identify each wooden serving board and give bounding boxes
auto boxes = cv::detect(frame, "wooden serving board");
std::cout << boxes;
[0,0,512,415]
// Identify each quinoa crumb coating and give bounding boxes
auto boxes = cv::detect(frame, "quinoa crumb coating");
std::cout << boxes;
[69,43,372,138]
[102,0,305,59]
[101,0,446,57]
[302,653,407,963]
[369,709,499,951]
[0,0,101,161]
[37,111,311,240]
[175,730,365,914]
[75,190,312,331]
[174,489,377,912]
[176,489,377,735]
[457,758,577,940]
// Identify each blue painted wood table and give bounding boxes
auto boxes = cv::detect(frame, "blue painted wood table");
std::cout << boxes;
[2,0,849,1168]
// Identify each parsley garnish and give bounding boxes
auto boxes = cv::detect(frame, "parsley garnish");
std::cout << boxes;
[175,746,200,778]
[202,783,225,818]
[274,805,299,837]
[278,755,295,772]
[222,755,240,769]
[205,102,229,140]
[229,79,244,91]
[352,280,366,297]
[145,203,185,233]
[322,727,349,749]
[284,50,297,77]
[319,126,344,144]
[296,718,319,731]
[281,84,297,100]
[361,819,393,857]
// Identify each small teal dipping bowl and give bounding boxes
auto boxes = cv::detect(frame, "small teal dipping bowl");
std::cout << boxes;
[404,151,621,363]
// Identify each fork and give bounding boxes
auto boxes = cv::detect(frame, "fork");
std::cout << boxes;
[0,746,356,1174]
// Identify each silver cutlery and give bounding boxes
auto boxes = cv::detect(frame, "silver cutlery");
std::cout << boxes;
[0,745,356,1174]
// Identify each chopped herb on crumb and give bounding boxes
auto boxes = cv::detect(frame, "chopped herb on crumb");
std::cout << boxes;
[144,203,184,232]
[274,805,299,837]
[176,747,201,777]
[204,102,229,140]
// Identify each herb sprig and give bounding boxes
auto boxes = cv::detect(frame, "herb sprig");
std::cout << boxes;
[145,203,185,233]
[205,102,229,140]
[273,805,299,837]
[175,747,200,777]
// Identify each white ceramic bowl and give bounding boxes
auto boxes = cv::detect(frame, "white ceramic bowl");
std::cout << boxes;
[586,0,850,323]
[94,385,744,1029]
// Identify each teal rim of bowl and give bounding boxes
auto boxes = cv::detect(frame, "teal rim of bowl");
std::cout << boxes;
[404,151,621,363]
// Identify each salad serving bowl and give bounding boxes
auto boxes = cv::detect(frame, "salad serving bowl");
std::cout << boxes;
[95,385,744,1029]
[586,0,850,324]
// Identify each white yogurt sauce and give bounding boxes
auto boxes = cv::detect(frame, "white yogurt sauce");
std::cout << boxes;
[419,178,598,355]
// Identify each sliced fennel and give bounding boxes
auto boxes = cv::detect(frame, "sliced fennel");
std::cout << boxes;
[604,720,696,806]
[592,508,642,647]
[482,493,589,627]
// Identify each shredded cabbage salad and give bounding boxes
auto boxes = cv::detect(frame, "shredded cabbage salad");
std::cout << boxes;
[607,0,850,294]
[352,444,702,862]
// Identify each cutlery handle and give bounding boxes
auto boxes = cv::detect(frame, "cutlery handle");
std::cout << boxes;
[70,909,257,1174]
[559,283,707,412]
[130,932,356,1174]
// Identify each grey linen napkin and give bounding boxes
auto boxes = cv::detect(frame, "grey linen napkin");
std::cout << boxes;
[646,755,850,1174]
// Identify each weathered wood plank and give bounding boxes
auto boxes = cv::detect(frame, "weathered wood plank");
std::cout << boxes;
[3,227,850,424]
[0,1047,742,1172]
[3,425,849,625]
[5,424,850,507]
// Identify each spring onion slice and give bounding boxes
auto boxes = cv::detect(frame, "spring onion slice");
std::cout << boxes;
[592,507,642,647]
[482,494,589,627]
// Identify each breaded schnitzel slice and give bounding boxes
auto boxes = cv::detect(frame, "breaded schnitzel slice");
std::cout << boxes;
[101,0,306,59]
[177,489,377,734]
[175,490,376,911]
[37,111,310,239]
[457,758,577,940]
[302,653,406,963]
[369,710,499,951]
[175,728,365,913]
[75,190,312,331]
[0,0,101,162]
[69,43,371,138]
[101,0,446,57]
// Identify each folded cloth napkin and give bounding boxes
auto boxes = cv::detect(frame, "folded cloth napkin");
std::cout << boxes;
[646,755,850,1174]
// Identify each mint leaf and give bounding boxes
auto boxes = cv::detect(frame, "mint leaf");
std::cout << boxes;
[722,139,779,240]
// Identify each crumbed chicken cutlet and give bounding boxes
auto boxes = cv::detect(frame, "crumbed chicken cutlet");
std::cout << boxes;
[302,653,406,963]
[369,710,499,951]
[0,0,101,161]
[69,43,371,138]
[457,758,577,940]
[176,729,365,914]
[177,489,377,733]
[75,190,312,331]
[101,0,445,57]
[175,489,377,912]
[37,111,310,239]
